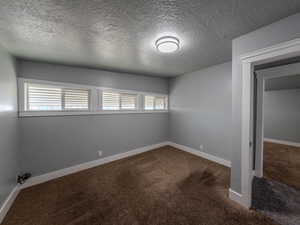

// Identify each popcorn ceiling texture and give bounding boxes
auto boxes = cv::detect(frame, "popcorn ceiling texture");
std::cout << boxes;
[0,0,300,76]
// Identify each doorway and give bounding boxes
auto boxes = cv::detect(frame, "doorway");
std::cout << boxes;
[253,62,300,180]
[238,38,300,208]
[251,62,300,225]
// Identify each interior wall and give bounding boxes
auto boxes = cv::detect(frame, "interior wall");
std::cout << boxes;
[264,89,300,143]
[265,74,300,91]
[0,48,19,207]
[18,60,168,94]
[18,60,169,176]
[232,12,300,193]
[169,62,232,161]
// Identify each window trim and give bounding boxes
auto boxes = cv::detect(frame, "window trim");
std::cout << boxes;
[18,78,168,117]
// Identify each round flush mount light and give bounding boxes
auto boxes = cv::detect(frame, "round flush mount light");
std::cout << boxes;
[155,36,180,53]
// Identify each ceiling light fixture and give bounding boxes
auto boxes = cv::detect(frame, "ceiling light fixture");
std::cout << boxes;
[155,36,180,53]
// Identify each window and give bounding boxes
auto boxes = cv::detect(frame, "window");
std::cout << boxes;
[64,88,89,110]
[19,78,168,116]
[154,96,166,110]
[26,83,62,111]
[144,96,155,110]
[25,82,89,111]
[102,91,138,110]
[144,95,168,110]
[121,93,138,110]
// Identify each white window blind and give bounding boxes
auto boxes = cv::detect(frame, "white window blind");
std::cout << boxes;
[121,93,137,110]
[144,95,155,110]
[102,91,138,110]
[155,97,166,110]
[26,83,62,111]
[102,91,120,110]
[20,79,168,116]
[64,88,89,110]
[144,95,167,110]
[25,83,89,111]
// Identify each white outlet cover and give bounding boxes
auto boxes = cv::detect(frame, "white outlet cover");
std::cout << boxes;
[199,145,204,150]
[98,151,103,157]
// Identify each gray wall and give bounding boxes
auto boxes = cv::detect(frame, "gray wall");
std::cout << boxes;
[18,60,168,94]
[18,60,169,176]
[232,13,300,193]
[169,62,232,161]
[0,49,19,207]
[264,89,300,143]
[265,74,300,91]
[258,63,300,91]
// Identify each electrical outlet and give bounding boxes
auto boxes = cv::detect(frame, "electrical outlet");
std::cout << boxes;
[98,150,103,157]
[199,145,204,150]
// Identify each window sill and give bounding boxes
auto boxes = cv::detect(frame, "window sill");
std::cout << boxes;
[19,110,169,117]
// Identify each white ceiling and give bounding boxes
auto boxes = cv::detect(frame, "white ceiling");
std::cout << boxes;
[0,0,300,77]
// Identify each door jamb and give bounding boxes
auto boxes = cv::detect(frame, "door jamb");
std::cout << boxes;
[240,38,300,208]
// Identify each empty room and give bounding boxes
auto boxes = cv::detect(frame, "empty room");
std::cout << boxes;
[0,1,300,225]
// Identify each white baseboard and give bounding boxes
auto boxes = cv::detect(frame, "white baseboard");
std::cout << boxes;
[20,141,232,190]
[0,185,20,224]
[229,188,245,206]
[21,142,169,189]
[20,141,231,190]
[167,142,231,167]
[0,141,235,222]
[264,138,300,148]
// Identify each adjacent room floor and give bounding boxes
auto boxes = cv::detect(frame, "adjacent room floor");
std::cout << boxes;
[264,141,300,190]
[251,142,300,225]
[2,146,277,225]
[252,177,300,225]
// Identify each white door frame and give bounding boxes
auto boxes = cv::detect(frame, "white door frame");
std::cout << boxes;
[254,62,300,178]
[240,38,300,208]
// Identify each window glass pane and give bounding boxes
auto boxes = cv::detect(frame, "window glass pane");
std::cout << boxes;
[102,91,120,110]
[23,80,167,114]
[144,95,155,110]
[27,83,62,111]
[121,93,137,110]
[155,97,165,110]
[64,88,89,110]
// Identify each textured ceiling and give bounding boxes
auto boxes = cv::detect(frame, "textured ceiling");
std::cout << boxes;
[0,0,300,77]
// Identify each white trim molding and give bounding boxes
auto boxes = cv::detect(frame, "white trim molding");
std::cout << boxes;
[264,138,300,148]
[21,141,232,189]
[167,142,231,167]
[241,38,300,63]
[240,38,300,209]
[229,189,244,206]
[20,142,169,189]
[0,185,20,224]
[19,110,168,117]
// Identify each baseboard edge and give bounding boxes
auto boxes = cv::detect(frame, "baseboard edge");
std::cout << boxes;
[167,142,231,167]
[229,188,244,205]
[264,138,300,147]
[0,185,20,223]
[5,141,235,221]
[20,141,232,190]
[21,142,169,189]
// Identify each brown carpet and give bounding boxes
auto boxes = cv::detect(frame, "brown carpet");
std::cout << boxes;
[2,146,277,225]
[264,141,300,190]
